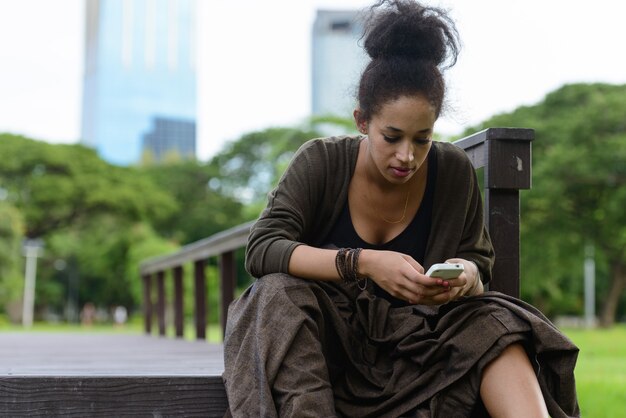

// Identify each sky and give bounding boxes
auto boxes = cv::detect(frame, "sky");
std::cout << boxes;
[1,0,625,161]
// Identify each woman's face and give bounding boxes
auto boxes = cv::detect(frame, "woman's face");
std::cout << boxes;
[356,95,437,185]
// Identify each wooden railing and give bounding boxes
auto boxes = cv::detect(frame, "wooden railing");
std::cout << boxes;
[140,127,534,340]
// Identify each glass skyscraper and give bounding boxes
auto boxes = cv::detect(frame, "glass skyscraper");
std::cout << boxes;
[142,116,195,162]
[311,10,367,119]
[81,0,197,165]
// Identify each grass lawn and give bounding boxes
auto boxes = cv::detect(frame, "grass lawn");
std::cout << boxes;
[563,325,626,418]
[0,317,224,342]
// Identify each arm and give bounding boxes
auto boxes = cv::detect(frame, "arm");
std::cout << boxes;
[288,246,339,281]
[245,142,315,278]
[246,137,357,278]
[289,245,452,304]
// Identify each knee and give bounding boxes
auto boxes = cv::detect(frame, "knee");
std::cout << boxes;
[249,274,331,322]
[226,273,310,342]
[251,272,315,295]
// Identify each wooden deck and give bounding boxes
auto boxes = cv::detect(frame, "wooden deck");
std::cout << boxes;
[0,332,228,417]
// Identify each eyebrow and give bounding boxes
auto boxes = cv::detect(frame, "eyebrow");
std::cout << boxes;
[385,126,432,134]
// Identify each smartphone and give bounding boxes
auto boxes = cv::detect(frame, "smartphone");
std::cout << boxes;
[425,263,464,279]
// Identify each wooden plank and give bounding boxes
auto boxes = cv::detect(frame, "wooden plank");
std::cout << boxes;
[453,128,489,152]
[0,334,224,376]
[142,274,152,335]
[195,259,207,340]
[0,376,227,417]
[461,142,487,170]
[454,128,534,174]
[486,139,532,190]
[157,270,166,336]
[485,189,521,297]
[220,251,236,337]
[140,221,254,275]
[174,265,184,338]
[0,333,227,416]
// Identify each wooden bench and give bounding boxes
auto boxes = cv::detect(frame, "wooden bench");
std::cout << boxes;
[0,128,532,416]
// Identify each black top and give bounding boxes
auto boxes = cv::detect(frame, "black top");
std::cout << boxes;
[324,146,438,306]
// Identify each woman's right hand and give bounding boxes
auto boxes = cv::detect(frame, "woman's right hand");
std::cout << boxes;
[358,249,452,305]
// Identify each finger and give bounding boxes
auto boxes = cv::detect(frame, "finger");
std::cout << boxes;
[408,287,452,305]
[401,254,424,274]
[402,277,441,297]
[435,278,452,288]
[402,280,450,303]
[398,268,441,296]
[444,273,468,289]
[408,270,441,287]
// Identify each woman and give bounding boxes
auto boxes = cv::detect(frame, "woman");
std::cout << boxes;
[224,1,579,416]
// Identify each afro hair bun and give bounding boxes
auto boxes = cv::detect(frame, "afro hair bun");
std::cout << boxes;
[363,0,459,68]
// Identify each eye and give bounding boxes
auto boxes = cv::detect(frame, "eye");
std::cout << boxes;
[413,138,431,145]
[383,135,400,143]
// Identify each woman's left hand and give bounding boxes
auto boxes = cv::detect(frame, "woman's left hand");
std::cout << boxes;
[434,258,483,302]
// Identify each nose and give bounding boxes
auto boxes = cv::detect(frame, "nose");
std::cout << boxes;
[395,140,415,163]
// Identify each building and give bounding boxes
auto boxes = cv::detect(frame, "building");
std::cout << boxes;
[81,0,197,165]
[311,10,368,119]
[142,116,196,162]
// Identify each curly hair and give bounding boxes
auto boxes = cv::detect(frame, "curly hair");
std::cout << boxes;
[356,0,460,121]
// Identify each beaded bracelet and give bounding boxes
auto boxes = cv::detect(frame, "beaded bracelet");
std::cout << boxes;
[335,248,349,281]
[335,247,368,290]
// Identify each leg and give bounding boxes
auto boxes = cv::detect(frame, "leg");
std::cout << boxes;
[224,274,337,417]
[480,343,549,418]
[272,315,336,417]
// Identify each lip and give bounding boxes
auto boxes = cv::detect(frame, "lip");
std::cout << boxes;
[390,166,414,178]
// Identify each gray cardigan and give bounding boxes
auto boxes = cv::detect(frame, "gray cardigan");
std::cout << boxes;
[245,135,495,283]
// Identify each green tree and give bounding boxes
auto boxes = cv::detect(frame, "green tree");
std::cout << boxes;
[0,134,177,238]
[0,134,181,319]
[41,216,179,315]
[0,201,24,321]
[469,83,626,325]
[142,160,246,244]
[208,127,322,205]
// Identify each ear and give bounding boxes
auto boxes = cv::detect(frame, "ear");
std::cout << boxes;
[353,108,368,134]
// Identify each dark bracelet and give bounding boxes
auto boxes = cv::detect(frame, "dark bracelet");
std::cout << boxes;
[352,248,368,290]
[335,248,349,281]
[334,247,368,290]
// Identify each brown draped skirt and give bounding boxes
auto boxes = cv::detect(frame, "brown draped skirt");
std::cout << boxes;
[223,274,580,417]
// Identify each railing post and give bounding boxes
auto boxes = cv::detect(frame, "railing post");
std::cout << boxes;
[142,274,153,335]
[173,265,184,338]
[485,189,521,297]
[220,251,236,337]
[484,131,533,298]
[156,270,166,336]
[194,259,207,340]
